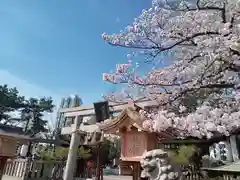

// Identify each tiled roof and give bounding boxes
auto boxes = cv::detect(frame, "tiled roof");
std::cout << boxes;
[0,124,30,139]
[0,124,24,134]
[0,125,69,146]
[97,107,145,134]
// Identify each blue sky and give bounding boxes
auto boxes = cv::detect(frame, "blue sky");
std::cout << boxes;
[0,0,152,107]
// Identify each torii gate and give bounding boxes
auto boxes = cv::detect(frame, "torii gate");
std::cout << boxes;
[59,100,159,180]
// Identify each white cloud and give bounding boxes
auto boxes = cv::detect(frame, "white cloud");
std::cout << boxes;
[0,69,63,129]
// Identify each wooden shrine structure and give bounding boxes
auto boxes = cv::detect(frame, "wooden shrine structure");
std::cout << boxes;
[59,99,159,180]
[98,107,158,180]
[0,125,31,174]
[59,98,240,180]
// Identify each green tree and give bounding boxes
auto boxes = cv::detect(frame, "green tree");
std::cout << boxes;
[96,139,120,165]
[107,139,120,161]
[23,97,54,136]
[40,146,91,161]
[0,84,25,125]
[168,145,198,165]
[0,84,55,137]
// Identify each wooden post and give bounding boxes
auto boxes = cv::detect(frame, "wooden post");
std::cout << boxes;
[100,166,103,180]
[132,162,141,180]
[0,156,8,179]
[96,144,101,180]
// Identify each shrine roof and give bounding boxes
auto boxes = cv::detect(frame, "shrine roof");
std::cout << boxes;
[0,125,69,146]
[66,107,144,146]
[97,107,145,134]
[0,124,31,140]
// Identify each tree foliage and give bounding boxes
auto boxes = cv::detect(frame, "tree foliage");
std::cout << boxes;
[0,84,54,136]
[39,139,120,164]
[39,146,91,161]
[0,85,25,124]
[89,139,121,165]
[101,139,120,162]
[168,145,198,165]
[23,97,54,136]
[102,0,240,139]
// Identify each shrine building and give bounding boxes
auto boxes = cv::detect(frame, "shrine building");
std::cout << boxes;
[58,99,159,180]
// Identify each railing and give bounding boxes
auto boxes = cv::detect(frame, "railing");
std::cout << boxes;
[181,165,204,180]
[2,158,103,180]
[181,165,240,180]
[4,158,239,180]
[2,158,62,180]
[3,158,28,178]
[222,175,240,180]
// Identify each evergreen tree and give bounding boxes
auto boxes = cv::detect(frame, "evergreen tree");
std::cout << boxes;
[0,84,55,136]
[24,97,54,136]
[0,84,25,125]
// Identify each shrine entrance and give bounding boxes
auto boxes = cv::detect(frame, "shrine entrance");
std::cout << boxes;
[98,107,158,180]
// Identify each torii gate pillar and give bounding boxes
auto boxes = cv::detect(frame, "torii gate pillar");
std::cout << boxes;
[63,116,82,180]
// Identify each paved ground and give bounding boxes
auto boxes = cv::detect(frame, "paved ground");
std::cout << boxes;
[103,175,132,180]
[1,175,132,180]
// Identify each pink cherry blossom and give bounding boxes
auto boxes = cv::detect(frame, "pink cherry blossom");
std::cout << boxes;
[102,0,240,139]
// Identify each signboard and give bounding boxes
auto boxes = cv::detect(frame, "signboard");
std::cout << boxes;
[122,131,147,158]
[94,101,110,122]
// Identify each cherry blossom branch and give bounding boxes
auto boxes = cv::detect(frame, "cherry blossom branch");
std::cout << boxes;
[102,0,240,139]
[153,82,235,107]
[180,0,227,23]
[106,31,220,51]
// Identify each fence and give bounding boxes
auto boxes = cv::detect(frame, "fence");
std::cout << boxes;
[1,158,103,180]
[2,158,239,180]
[181,165,240,180]
[1,158,62,180]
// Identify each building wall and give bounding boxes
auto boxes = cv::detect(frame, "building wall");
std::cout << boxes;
[0,136,17,157]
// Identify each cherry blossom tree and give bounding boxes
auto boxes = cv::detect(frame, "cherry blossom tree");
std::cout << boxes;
[102,0,240,139]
